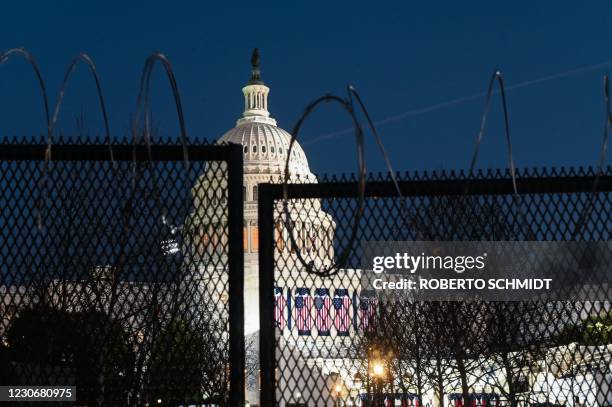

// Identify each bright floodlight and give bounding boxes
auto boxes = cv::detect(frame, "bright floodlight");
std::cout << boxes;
[161,239,180,255]
[372,362,384,377]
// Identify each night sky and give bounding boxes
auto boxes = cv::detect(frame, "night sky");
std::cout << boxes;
[1,1,611,175]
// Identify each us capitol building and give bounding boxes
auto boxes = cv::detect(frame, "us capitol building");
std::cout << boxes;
[191,49,365,405]
[1,49,609,407]
[191,50,612,407]
[216,49,341,337]
[0,51,612,407]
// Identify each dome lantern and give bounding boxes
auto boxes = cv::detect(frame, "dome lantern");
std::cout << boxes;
[238,48,275,126]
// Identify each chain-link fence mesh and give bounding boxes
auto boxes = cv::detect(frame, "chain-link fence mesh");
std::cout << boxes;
[259,168,612,407]
[0,139,244,406]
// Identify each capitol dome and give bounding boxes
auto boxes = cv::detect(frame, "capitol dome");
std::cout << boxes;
[217,48,313,178]
[187,50,352,405]
[220,122,311,175]
[190,49,335,344]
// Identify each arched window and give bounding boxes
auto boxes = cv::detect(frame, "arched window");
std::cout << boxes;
[271,146,275,153]
[243,145,248,154]
[290,229,296,253]
[306,224,312,251]
[253,185,258,201]
[275,221,284,250]
[252,145,257,153]
[262,145,266,153]
[251,226,259,251]
[301,228,307,254]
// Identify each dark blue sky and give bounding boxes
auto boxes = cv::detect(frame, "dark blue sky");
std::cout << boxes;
[1,1,611,175]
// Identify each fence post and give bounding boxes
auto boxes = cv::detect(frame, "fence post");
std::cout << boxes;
[227,144,245,405]
[258,182,276,405]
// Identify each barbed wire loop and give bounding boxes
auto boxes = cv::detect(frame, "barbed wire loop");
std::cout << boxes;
[132,52,191,233]
[0,48,51,230]
[283,92,365,276]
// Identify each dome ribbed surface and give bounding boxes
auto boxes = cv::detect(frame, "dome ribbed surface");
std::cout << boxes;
[219,121,311,175]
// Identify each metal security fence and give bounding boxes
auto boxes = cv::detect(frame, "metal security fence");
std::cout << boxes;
[258,168,612,407]
[0,139,244,406]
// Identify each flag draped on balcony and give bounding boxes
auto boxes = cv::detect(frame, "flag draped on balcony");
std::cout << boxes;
[295,287,312,335]
[333,288,351,336]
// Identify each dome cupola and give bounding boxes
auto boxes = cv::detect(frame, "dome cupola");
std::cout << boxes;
[237,48,275,126]
[218,48,313,177]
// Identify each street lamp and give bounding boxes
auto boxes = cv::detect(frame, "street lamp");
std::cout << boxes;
[333,380,343,407]
[371,361,384,378]
[370,359,386,406]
